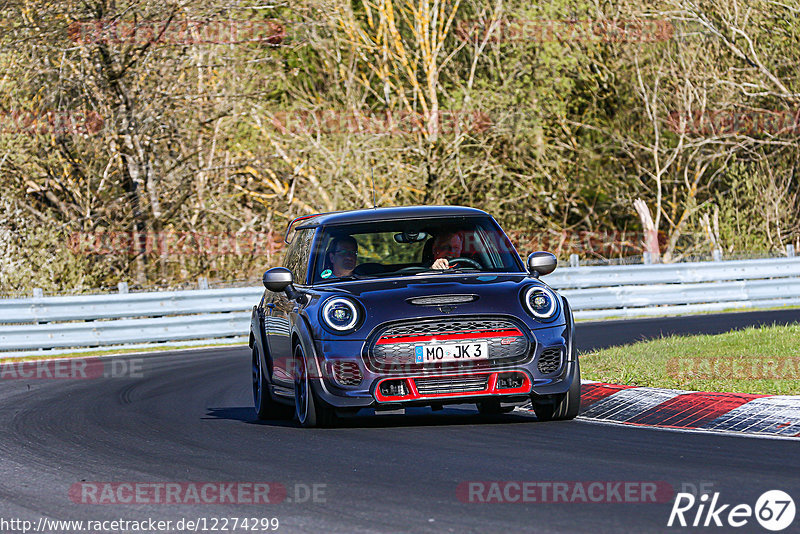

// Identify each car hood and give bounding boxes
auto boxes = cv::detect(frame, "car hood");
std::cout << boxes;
[321,272,529,293]
[307,273,565,339]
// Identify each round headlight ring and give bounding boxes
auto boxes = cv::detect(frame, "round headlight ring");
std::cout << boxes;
[321,297,360,331]
[524,286,558,319]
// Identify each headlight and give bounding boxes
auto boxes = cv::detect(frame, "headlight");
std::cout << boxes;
[523,285,559,320]
[321,297,360,331]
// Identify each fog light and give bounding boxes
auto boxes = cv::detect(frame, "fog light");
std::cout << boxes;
[497,373,524,389]
[379,380,408,397]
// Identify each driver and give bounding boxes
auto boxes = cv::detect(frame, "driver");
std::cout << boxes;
[430,231,463,270]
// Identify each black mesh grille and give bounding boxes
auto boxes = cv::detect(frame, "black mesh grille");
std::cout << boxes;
[332,361,362,386]
[414,375,490,395]
[367,316,532,373]
[379,318,516,338]
[537,347,562,375]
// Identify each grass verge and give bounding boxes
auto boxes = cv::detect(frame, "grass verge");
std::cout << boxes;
[580,323,800,395]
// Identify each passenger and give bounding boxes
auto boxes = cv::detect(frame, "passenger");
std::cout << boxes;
[325,236,358,278]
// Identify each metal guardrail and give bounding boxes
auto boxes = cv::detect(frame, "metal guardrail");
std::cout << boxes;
[0,287,260,324]
[550,257,800,320]
[1,257,799,355]
[1,313,251,351]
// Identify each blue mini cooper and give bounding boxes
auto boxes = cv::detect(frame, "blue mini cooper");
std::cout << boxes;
[250,206,579,427]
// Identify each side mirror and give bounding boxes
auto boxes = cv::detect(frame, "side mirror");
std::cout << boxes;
[263,267,293,292]
[263,267,308,304]
[527,252,557,278]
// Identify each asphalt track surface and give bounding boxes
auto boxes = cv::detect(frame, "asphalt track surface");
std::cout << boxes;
[1,309,799,533]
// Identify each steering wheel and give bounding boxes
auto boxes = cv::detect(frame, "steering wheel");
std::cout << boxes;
[395,265,428,273]
[446,257,482,269]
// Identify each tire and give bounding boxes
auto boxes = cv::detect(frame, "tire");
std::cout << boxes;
[532,360,581,421]
[477,399,515,415]
[293,344,337,428]
[253,347,293,420]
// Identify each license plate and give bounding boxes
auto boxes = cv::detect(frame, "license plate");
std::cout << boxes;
[414,342,489,363]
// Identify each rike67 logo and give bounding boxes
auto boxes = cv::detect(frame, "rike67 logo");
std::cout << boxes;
[668,490,795,531]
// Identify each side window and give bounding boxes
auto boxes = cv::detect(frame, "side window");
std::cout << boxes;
[283,228,314,284]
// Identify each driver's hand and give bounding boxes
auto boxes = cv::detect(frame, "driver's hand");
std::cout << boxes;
[432,258,450,269]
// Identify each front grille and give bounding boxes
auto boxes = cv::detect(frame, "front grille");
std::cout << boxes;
[332,361,363,386]
[368,316,532,373]
[379,318,516,338]
[538,347,562,374]
[414,375,489,395]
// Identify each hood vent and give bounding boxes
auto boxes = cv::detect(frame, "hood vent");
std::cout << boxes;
[406,294,478,306]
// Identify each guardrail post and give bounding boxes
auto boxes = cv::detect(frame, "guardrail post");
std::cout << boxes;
[787,244,796,258]
[198,277,209,290]
[32,288,44,325]
[713,249,722,261]
[118,282,129,294]
[642,252,652,265]
[569,254,580,268]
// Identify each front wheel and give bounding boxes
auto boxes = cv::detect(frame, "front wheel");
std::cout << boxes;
[531,360,581,421]
[253,347,293,420]
[293,344,337,428]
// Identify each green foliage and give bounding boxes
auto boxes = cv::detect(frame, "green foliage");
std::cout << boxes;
[710,157,800,253]
[581,323,800,395]
[1,0,799,292]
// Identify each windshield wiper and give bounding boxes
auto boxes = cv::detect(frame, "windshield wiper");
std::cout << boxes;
[320,274,366,282]
[368,267,482,278]
[413,268,478,275]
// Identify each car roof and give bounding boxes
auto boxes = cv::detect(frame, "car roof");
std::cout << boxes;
[286,206,491,242]
[310,205,488,225]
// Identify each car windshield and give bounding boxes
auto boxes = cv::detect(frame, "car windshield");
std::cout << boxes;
[310,216,524,284]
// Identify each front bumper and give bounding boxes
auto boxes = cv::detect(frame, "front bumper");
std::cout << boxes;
[373,369,532,403]
[308,323,576,409]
